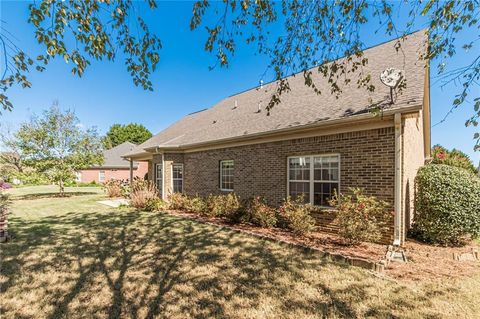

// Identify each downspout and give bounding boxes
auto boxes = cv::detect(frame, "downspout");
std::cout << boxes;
[393,113,403,246]
[161,152,165,200]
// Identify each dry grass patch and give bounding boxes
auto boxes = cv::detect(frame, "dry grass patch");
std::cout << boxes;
[0,186,479,318]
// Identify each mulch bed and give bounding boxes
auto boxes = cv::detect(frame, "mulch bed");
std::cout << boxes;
[165,210,479,282]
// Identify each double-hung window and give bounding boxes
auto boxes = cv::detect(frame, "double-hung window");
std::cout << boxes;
[99,170,105,183]
[172,164,183,193]
[288,154,340,206]
[155,163,162,192]
[220,160,234,191]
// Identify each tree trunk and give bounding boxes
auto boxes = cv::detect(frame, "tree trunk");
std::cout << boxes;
[59,178,65,196]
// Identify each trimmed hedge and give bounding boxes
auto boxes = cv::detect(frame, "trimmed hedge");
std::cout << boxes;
[413,164,480,245]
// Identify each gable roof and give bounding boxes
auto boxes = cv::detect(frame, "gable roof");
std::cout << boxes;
[96,141,139,168]
[127,30,428,156]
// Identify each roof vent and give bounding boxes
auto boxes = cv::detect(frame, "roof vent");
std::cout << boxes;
[232,100,238,110]
[212,120,217,124]
[260,80,263,89]
[256,102,261,113]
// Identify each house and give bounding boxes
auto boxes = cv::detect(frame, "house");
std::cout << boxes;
[77,141,148,183]
[123,30,431,245]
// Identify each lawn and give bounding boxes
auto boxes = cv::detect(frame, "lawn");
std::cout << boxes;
[1,186,479,318]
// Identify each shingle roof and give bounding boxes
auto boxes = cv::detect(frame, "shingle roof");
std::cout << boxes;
[96,142,139,168]
[128,30,427,156]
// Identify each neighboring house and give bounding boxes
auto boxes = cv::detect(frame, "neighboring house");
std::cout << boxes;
[124,31,431,245]
[78,142,148,183]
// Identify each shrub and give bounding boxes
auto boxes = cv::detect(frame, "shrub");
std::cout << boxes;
[0,191,10,238]
[0,181,12,190]
[431,144,477,175]
[242,197,277,228]
[413,164,480,245]
[144,197,167,212]
[329,188,392,245]
[130,180,159,209]
[185,196,207,215]
[104,179,123,198]
[277,196,316,234]
[167,192,190,210]
[204,193,241,218]
[13,170,49,185]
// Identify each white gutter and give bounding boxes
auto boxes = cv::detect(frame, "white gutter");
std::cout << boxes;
[393,112,403,246]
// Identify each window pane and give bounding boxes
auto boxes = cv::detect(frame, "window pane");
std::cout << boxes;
[289,182,310,203]
[314,182,339,206]
[173,180,183,193]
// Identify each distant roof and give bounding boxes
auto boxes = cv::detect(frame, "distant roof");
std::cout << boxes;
[95,142,139,168]
[127,30,428,156]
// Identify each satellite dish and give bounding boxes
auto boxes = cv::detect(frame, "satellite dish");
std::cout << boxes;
[380,67,404,104]
[380,67,404,88]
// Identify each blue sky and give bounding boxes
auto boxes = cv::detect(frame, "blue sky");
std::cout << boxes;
[0,1,478,162]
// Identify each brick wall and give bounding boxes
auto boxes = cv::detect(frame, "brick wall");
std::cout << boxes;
[78,161,149,183]
[150,127,396,243]
[183,127,395,206]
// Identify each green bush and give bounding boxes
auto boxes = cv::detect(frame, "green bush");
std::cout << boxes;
[144,197,167,212]
[204,193,241,218]
[185,196,207,215]
[277,196,316,234]
[413,164,480,245]
[13,170,49,185]
[329,188,392,245]
[242,197,277,228]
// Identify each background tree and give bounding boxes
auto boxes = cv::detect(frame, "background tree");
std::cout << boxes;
[431,144,478,175]
[0,0,478,150]
[103,123,152,149]
[16,102,103,195]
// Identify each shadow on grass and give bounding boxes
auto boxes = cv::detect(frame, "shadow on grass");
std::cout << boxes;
[1,209,447,318]
[13,192,100,201]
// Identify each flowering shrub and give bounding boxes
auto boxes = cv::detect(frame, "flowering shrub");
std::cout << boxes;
[329,188,391,245]
[242,197,277,228]
[0,181,12,190]
[204,193,241,218]
[278,196,316,234]
[413,164,480,245]
[431,144,477,175]
[130,179,159,209]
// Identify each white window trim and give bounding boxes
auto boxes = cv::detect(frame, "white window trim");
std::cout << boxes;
[219,160,234,192]
[286,153,341,207]
[98,170,105,182]
[171,163,184,193]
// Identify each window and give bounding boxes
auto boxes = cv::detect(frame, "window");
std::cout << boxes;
[220,160,234,191]
[155,163,162,192]
[172,164,183,193]
[288,155,340,206]
[99,170,105,182]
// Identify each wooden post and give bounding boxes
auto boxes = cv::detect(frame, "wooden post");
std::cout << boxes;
[129,159,134,184]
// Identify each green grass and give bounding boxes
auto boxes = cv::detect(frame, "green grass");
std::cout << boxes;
[1,186,479,318]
